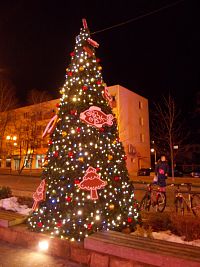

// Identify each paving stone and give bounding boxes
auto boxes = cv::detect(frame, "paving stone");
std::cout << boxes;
[0,240,80,267]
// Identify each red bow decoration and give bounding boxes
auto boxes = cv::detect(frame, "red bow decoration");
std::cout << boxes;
[82,18,88,29]
[32,179,46,211]
[87,38,99,48]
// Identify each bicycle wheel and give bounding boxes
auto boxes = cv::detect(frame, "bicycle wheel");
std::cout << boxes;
[156,193,166,212]
[191,194,200,217]
[175,196,185,215]
[140,196,150,212]
[175,197,180,213]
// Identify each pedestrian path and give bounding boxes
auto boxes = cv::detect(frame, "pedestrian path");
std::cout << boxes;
[0,240,80,267]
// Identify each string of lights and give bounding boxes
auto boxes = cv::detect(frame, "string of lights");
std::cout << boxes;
[91,0,185,35]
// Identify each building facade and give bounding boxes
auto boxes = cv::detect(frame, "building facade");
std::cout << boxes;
[0,85,150,176]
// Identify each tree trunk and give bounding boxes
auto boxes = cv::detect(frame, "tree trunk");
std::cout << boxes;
[169,137,174,180]
[91,189,98,200]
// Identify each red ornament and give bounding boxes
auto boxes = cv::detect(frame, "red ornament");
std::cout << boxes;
[87,38,99,48]
[37,222,43,228]
[70,51,75,57]
[96,80,102,85]
[70,110,77,115]
[87,223,92,230]
[57,221,62,228]
[96,167,100,172]
[56,103,60,108]
[32,179,46,211]
[76,127,81,133]
[67,71,73,76]
[75,179,80,185]
[80,106,114,129]
[114,176,120,181]
[79,166,107,200]
[123,156,127,160]
[66,196,72,202]
[96,58,100,63]
[82,18,88,29]
[127,217,132,223]
[42,114,58,138]
[83,46,93,57]
[68,151,74,158]
[82,85,88,91]
[99,127,104,132]
[54,151,59,158]
[48,140,53,145]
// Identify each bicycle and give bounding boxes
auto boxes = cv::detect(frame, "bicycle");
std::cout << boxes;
[174,183,200,217]
[139,183,166,212]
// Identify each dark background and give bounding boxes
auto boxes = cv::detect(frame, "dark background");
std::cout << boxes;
[0,0,199,112]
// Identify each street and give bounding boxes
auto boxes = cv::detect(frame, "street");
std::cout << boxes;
[0,240,80,267]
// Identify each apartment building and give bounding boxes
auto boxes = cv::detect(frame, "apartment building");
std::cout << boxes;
[0,85,150,175]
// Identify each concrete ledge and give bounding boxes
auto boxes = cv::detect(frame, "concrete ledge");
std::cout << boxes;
[0,225,151,266]
[84,231,200,267]
[1,225,200,267]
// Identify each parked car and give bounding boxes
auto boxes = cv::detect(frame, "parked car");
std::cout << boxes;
[191,169,200,178]
[168,168,183,177]
[137,168,151,176]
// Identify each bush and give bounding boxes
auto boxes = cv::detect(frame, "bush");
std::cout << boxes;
[133,224,153,238]
[142,212,200,241]
[0,186,12,199]
[143,212,172,232]
[170,215,200,241]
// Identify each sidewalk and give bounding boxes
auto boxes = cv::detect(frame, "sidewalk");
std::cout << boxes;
[0,174,40,197]
[0,169,42,177]
[0,240,81,267]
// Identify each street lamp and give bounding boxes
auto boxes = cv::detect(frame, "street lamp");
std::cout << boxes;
[5,135,17,171]
[6,135,17,141]
[151,148,157,166]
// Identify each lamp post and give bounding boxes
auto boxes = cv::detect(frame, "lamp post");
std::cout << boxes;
[6,135,17,172]
[151,148,157,167]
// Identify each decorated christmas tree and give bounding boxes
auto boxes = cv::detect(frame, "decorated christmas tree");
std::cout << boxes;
[28,19,140,241]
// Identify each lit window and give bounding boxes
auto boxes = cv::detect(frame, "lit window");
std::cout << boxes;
[139,117,144,126]
[140,133,145,143]
[139,101,143,109]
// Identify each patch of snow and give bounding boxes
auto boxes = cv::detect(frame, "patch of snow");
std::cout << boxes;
[0,197,32,216]
[152,230,200,247]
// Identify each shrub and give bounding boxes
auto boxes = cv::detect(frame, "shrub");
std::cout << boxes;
[143,212,172,232]
[0,186,12,199]
[142,212,200,241]
[133,224,153,238]
[170,215,200,241]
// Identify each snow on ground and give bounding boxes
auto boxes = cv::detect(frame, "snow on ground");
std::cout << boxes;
[0,197,32,215]
[152,230,200,247]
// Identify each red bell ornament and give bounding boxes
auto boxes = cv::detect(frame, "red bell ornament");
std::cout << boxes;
[68,151,74,158]
[82,85,88,91]
[66,196,72,202]
[127,217,132,223]
[37,222,43,227]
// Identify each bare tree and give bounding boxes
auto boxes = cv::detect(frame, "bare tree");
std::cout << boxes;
[0,76,17,155]
[151,94,188,179]
[27,89,52,105]
[11,90,53,174]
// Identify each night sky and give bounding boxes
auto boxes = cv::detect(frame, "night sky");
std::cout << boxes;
[0,0,199,112]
